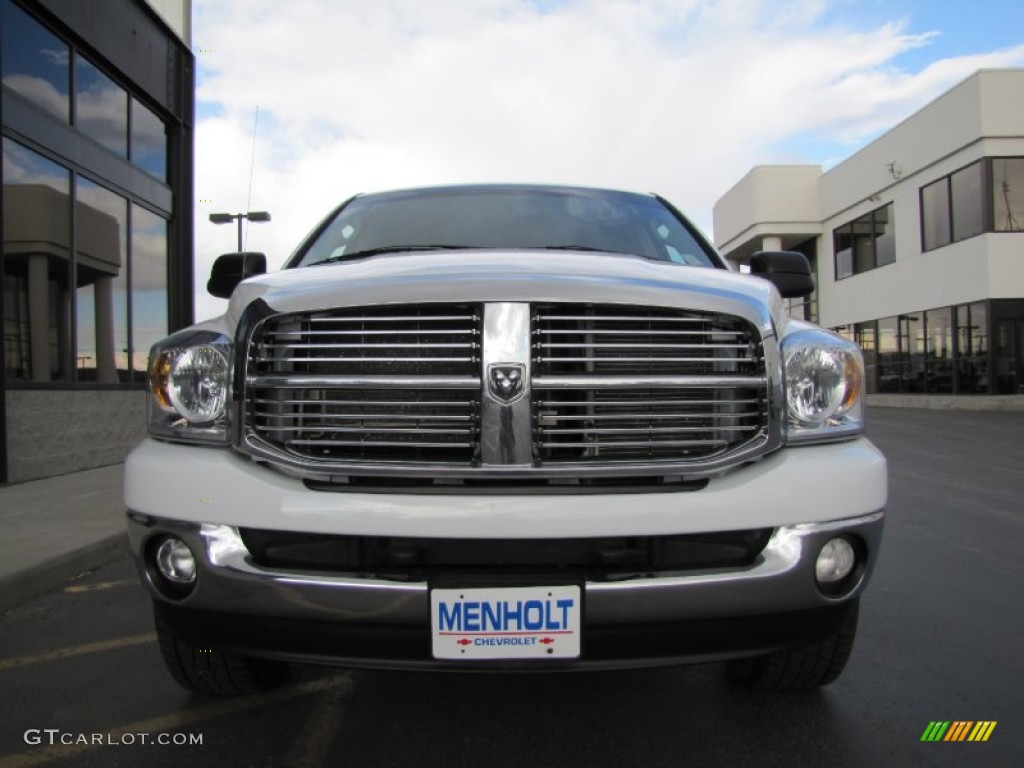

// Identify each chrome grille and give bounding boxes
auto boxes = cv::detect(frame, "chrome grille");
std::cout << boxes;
[242,301,772,478]
[532,305,767,463]
[245,305,482,464]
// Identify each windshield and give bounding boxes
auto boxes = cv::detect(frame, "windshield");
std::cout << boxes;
[291,186,720,268]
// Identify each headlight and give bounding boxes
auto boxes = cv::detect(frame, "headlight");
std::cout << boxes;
[782,329,864,443]
[148,330,232,443]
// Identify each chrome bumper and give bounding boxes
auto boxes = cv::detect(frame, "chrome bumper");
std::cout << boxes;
[128,510,883,667]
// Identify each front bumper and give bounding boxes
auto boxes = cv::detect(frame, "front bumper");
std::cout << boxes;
[128,510,884,670]
[127,436,886,669]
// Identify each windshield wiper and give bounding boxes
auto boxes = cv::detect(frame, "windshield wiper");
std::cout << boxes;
[311,245,479,266]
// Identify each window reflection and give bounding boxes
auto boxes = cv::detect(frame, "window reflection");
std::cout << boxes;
[2,138,71,381]
[950,162,983,241]
[876,316,900,393]
[833,226,852,280]
[956,303,989,393]
[992,158,1024,232]
[0,0,70,121]
[131,98,167,182]
[131,205,168,378]
[832,204,894,279]
[921,179,951,251]
[874,205,895,267]
[75,56,128,157]
[899,313,925,393]
[75,179,127,383]
[855,321,877,394]
[924,307,953,393]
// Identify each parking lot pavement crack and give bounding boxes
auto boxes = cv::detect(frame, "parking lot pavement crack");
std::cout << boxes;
[282,674,356,768]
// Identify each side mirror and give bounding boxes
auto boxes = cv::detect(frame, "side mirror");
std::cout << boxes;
[207,252,267,299]
[749,251,814,299]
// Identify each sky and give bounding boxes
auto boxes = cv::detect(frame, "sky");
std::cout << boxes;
[190,0,1024,320]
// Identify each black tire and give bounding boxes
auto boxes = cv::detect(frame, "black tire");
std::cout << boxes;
[726,600,859,692]
[154,606,289,695]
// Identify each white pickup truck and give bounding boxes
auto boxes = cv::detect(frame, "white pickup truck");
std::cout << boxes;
[126,184,886,694]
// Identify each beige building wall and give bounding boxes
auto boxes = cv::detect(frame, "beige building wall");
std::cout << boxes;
[714,69,1024,330]
[142,0,191,45]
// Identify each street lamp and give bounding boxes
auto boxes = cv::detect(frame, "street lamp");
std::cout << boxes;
[209,210,271,252]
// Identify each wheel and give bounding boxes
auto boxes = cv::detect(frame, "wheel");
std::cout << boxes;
[154,605,289,695]
[726,600,859,691]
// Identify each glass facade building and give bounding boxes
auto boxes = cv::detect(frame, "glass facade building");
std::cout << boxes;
[1,0,194,482]
[835,299,1024,395]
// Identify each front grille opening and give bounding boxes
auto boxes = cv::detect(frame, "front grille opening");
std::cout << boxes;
[250,304,481,378]
[532,304,768,464]
[532,304,760,377]
[238,528,775,580]
[248,387,480,463]
[246,304,483,464]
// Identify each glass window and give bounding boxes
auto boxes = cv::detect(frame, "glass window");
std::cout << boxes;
[2,138,71,381]
[75,179,128,383]
[833,225,853,280]
[951,162,983,241]
[900,313,925,392]
[131,98,168,182]
[852,217,874,274]
[130,205,168,378]
[924,307,953,393]
[74,55,128,158]
[992,316,1023,395]
[992,158,1024,232]
[832,204,894,279]
[876,316,901,393]
[921,179,951,251]
[956,302,989,393]
[854,321,878,394]
[0,0,70,121]
[874,204,895,267]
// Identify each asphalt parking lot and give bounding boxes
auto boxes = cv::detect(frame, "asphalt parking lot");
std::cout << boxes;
[0,407,1021,768]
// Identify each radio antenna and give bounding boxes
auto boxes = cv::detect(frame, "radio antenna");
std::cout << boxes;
[243,104,260,250]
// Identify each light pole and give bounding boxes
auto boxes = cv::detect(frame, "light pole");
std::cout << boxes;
[209,210,271,252]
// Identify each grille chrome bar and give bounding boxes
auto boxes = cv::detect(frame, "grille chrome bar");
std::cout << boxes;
[286,439,476,448]
[540,426,758,434]
[534,314,732,323]
[537,357,760,364]
[248,375,481,389]
[532,375,766,389]
[264,329,477,337]
[251,412,475,422]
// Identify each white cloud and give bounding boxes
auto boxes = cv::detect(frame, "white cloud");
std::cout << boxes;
[191,0,1024,320]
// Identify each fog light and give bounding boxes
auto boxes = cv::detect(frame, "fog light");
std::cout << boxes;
[155,537,197,584]
[816,537,856,584]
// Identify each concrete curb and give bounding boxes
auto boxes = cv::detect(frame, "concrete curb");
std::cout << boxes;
[0,532,130,615]
[867,394,1024,411]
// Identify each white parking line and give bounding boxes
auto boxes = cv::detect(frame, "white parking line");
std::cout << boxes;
[63,580,135,594]
[0,634,156,672]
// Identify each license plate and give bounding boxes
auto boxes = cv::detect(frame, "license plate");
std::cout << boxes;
[431,585,582,660]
